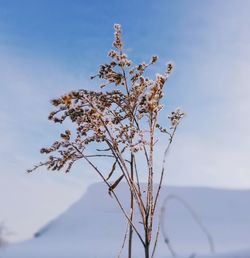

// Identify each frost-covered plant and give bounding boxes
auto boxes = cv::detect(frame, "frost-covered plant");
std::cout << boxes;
[29,24,184,258]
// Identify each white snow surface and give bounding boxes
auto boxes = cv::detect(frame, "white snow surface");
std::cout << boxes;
[2,183,250,258]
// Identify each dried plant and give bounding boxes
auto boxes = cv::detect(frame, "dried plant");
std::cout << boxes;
[28,24,184,258]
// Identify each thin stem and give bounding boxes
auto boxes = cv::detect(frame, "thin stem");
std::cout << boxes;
[133,155,141,194]
[128,153,134,258]
[105,140,144,213]
[146,113,156,243]
[159,204,177,258]
[121,66,130,96]
[117,220,130,258]
[151,214,161,258]
[115,145,147,220]
[161,195,215,255]
[82,155,145,246]
[85,154,114,158]
[153,125,177,214]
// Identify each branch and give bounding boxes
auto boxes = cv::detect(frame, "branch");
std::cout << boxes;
[105,140,147,222]
[133,154,141,194]
[85,154,114,158]
[116,219,130,258]
[82,155,145,246]
[153,125,177,214]
[151,213,161,258]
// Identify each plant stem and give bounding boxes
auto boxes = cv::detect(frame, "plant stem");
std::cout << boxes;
[144,238,150,258]
[128,153,134,258]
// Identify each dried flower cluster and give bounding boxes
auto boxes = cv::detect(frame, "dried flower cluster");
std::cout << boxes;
[29,24,184,258]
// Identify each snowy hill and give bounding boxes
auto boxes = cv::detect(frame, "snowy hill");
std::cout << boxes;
[2,183,250,258]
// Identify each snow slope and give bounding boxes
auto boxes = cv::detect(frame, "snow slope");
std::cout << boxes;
[2,183,250,258]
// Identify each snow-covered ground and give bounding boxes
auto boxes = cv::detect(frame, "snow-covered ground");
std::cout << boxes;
[2,183,250,258]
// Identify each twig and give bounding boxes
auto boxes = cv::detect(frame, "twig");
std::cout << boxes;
[160,205,177,258]
[153,125,178,214]
[116,220,130,258]
[133,155,141,193]
[82,155,145,246]
[160,195,215,257]
[151,213,161,258]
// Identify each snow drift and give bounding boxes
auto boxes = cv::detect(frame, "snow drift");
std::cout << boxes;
[2,183,250,258]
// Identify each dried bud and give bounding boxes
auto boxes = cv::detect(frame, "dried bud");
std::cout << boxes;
[166,62,174,74]
[151,56,158,64]
[114,23,121,31]
[51,99,61,106]
[62,95,72,106]
[169,108,185,128]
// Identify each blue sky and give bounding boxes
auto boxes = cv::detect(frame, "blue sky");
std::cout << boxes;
[1,0,250,241]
